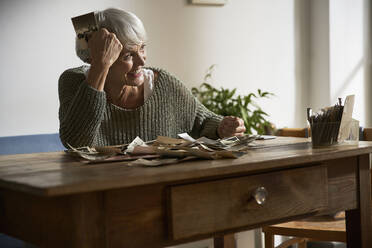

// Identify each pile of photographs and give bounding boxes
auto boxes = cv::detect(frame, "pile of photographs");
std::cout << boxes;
[66,133,261,166]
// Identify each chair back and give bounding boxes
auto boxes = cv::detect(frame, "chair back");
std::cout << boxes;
[363,128,372,141]
[275,128,309,138]
[0,133,64,155]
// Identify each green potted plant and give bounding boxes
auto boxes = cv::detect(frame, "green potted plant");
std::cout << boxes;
[192,65,274,135]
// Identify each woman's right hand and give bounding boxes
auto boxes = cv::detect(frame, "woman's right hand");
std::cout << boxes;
[88,28,123,69]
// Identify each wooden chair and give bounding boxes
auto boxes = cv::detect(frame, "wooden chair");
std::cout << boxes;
[262,127,372,248]
[275,128,310,138]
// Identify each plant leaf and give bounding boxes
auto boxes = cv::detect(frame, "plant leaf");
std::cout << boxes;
[194,66,274,135]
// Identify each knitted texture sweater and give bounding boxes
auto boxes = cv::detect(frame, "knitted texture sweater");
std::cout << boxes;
[58,66,223,148]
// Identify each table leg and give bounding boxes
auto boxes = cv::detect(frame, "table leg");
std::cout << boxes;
[345,154,372,248]
[263,232,274,248]
[214,234,236,248]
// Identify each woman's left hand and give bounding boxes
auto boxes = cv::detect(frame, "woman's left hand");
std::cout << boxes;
[217,116,246,138]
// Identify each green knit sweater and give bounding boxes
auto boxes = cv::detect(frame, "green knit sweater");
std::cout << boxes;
[58,66,223,148]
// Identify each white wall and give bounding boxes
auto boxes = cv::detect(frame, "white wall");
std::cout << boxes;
[306,0,366,127]
[330,0,365,125]
[309,0,331,111]
[0,0,296,137]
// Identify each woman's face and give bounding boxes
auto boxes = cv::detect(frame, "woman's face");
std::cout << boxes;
[108,43,147,86]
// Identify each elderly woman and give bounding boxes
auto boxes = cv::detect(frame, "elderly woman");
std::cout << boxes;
[59,8,245,148]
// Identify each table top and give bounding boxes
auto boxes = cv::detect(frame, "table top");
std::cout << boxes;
[1,137,372,197]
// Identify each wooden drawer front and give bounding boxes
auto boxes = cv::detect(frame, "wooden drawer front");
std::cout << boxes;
[168,166,328,240]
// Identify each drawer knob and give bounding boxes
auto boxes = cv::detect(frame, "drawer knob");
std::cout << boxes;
[252,187,268,205]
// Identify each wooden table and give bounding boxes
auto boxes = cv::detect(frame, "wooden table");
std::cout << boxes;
[0,137,371,248]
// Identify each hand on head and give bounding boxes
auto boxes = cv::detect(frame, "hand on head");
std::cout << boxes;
[88,28,123,69]
[217,116,246,138]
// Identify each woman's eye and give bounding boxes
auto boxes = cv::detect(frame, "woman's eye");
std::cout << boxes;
[122,54,132,60]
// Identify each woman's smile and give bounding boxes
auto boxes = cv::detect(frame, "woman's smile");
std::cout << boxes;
[125,68,144,86]
[128,68,143,78]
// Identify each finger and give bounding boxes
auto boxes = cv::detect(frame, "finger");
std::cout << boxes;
[234,119,242,128]
[106,33,121,45]
[223,126,245,136]
[117,42,123,50]
[237,118,245,126]
[234,126,246,133]
[100,28,109,34]
[108,33,116,40]
[109,33,120,42]
[221,118,235,126]
[234,132,245,137]
[226,119,241,128]
[221,122,231,129]
[226,116,242,124]
[113,36,123,48]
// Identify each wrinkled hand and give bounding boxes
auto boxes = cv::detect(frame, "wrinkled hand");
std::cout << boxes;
[88,28,123,68]
[217,116,246,138]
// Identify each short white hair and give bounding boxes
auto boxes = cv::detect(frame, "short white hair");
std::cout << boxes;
[76,8,147,63]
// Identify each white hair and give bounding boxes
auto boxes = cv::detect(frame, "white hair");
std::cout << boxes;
[76,8,147,63]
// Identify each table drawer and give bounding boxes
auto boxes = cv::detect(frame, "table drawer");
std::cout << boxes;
[167,165,328,240]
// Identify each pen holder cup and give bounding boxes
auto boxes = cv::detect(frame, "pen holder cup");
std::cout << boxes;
[310,122,341,147]
[310,120,359,147]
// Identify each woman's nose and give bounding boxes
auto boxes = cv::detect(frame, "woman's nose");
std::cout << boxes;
[134,53,145,66]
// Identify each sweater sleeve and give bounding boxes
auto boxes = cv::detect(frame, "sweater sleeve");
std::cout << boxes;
[160,69,223,139]
[58,68,107,148]
[191,99,223,139]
